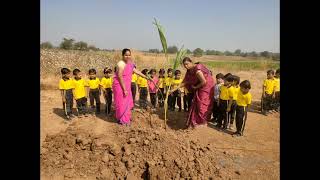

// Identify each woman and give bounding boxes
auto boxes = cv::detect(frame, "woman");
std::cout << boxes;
[112,48,150,125]
[170,57,215,128]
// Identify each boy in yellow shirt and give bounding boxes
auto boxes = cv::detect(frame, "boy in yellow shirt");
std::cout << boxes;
[233,80,252,136]
[273,69,280,112]
[131,72,138,106]
[101,68,113,115]
[228,75,240,130]
[59,68,75,119]
[138,69,149,109]
[87,68,101,115]
[165,68,174,110]
[157,68,165,108]
[262,70,275,115]
[72,69,89,117]
[171,70,183,111]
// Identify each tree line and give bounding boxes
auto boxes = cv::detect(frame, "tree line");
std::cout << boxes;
[40,38,99,51]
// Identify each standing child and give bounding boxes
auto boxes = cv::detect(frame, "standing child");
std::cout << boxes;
[273,69,280,112]
[229,75,240,130]
[72,69,89,117]
[100,68,113,115]
[87,68,101,115]
[211,73,224,123]
[138,69,149,109]
[157,69,165,108]
[171,70,183,112]
[131,72,138,107]
[165,68,174,110]
[262,70,275,115]
[183,87,193,112]
[148,69,159,109]
[59,68,75,119]
[233,80,252,136]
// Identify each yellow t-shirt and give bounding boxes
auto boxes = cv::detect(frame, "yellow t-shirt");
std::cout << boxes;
[172,78,183,90]
[100,77,113,89]
[274,77,280,92]
[236,91,252,107]
[137,77,148,88]
[165,76,173,87]
[59,78,74,90]
[220,85,234,100]
[158,77,165,88]
[263,79,275,95]
[87,78,100,89]
[233,86,240,100]
[72,78,88,100]
[132,73,138,83]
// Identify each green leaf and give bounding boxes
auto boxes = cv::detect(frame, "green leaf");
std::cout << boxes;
[153,18,168,55]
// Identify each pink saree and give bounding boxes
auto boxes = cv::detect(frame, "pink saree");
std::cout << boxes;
[183,64,215,128]
[112,61,135,125]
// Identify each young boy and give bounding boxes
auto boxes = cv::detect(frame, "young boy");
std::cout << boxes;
[131,72,138,107]
[273,69,280,112]
[148,69,159,109]
[233,80,252,136]
[229,75,240,130]
[165,68,174,110]
[262,70,275,115]
[87,68,101,115]
[59,68,75,119]
[216,74,234,130]
[171,70,183,112]
[100,68,113,115]
[212,73,224,124]
[72,69,89,117]
[157,69,165,108]
[138,69,149,109]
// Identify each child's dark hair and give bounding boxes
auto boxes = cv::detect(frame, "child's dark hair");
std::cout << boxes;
[174,70,181,75]
[159,68,165,74]
[233,75,240,85]
[148,69,156,74]
[167,68,173,73]
[103,67,112,74]
[216,73,224,79]
[267,69,274,75]
[141,69,148,75]
[61,68,71,75]
[276,68,280,74]
[89,68,97,74]
[240,80,251,89]
[73,68,81,75]
[122,48,131,56]
[224,73,233,79]
[225,75,234,82]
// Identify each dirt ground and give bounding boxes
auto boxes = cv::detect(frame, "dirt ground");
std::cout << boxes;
[40,89,279,180]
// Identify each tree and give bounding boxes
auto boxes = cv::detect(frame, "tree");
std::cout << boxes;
[186,49,192,54]
[224,50,233,56]
[40,41,53,49]
[215,51,223,56]
[88,45,99,51]
[149,49,160,53]
[59,38,75,50]
[260,51,271,58]
[272,53,280,61]
[234,49,241,56]
[73,41,88,50]
[193,48,204,57]
[206,50,216,55]
[167,46,178,54]
[249,51,258,57]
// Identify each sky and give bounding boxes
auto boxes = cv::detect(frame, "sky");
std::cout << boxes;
[41,0,279,53]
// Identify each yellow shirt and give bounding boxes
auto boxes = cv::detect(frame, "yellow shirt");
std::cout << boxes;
[72,78,88,100]
[137,77,148,88]
[172,78,182,89]
[87,78,101,89]
[263,79,275,95]
[100,77,113,89]
[59,78,74,90]
[220,85,234,100]
[158,77,165,88]
[274,77,280,92]
[165,76,173,87]
[132,73,138,83]
[233,86,240,100]
[236,91,252,107]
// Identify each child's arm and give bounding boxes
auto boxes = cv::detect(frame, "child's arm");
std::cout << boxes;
[227,99,233,112]
[60,90,66,102]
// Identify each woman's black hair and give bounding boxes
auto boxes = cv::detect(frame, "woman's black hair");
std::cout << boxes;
[233,75,240,85]
[182,57,192,63]
[73,68,81,75]
[122,48,131,56]
[240,80,251,89]
[174,69,181,75]
[89,68,97,74]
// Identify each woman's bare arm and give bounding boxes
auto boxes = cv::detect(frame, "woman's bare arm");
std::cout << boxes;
[192,70,206,89]
[169,82,186,94]
[117,61,128,96]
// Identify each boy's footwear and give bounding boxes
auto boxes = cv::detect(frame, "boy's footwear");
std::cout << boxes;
[232,132,241,137]
[228,124,234,130]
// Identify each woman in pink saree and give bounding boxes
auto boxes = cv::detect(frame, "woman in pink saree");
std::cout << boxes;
[170,57,215,128]
[112,49,150,125]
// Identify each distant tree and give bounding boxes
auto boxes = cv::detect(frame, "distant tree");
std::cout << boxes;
[224,50,233,56]
[234,49,241,56]
[249,51,258,57]
[73,41,88,50]
[41,41,53,49]
[167,46,178,54]
[88,45,99,51]
[149,49,160,53]
[186,49,192,54]
[193,48,204,57]
[271,53,280,61]
[206,50,216,55]
[59,38,75,50]
[240,52,248,57]
[215,51,223,55]
[260,51,271,58]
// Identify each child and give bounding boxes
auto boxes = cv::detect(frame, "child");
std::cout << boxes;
[233,80,252,136]
[229,75,240,130]
[100,68,113,115]
[72,68,89,117]
[87,68,101,114]
[138,69,149,109]
[262,70,275,115]
[157,69,165,108]
[183,87,193,112]
[273,69,280,112]
[216,74,234,130]
[148,69,159,109]
[165,68,174,110]
[211,73,224,124]
[131,72,138,106]
[171,70,183,111]
[59,68,75,119]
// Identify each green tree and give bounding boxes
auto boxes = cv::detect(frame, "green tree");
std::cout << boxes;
[186,49,192,54]
[73,41,88,50]
[193,48,204,57]
[260,51,271,58]
[167,46,178,54]
[40,41,53,49]
[249,51,258,57]
[215,50,223,55]
[224,50,233,56]
[88,45,99,51]
[206,50,216,55]
[149,49,160,53]
[59,38,75,50]
[234,49,241,56]
[271,53,280,61]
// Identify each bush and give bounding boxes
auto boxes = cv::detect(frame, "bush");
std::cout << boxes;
[41,42,53,49]
[167,46,178,54]
[149,49,160,53]
[59,38,75,50]
[193,48,204,57]
[74,41,88,50]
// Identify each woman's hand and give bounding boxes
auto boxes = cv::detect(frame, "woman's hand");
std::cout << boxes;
[191,85,197,89]
[123,89,128,97]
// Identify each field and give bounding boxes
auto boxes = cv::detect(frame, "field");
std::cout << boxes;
[40,49,280,179]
